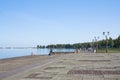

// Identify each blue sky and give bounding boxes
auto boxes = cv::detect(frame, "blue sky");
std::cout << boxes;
[0,0,120,47]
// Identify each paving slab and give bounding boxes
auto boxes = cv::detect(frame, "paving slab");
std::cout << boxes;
[1,53,120,80]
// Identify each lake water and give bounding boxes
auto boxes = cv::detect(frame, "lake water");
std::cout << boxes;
[0,48,75,59]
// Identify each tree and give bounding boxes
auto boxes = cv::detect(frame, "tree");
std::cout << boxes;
[65,44,73,48]
[101,40,106,48]
[37,35,120,49]
[113,35,120,48]
[117,35,120,48]
[113,39,118,48]
[108,37,114,48]
[37,45,40,48]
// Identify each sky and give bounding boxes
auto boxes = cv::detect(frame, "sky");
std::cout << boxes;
[0,0,120,47]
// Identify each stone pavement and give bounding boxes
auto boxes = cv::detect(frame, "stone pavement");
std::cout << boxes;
[2,53,120,80]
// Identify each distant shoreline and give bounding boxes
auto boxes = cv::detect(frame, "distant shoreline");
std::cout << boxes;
[0,47,37,49]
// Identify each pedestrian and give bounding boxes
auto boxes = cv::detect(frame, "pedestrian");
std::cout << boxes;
[49,49,53,55]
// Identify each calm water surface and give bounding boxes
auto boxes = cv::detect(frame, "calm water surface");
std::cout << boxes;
[0,48,75,59]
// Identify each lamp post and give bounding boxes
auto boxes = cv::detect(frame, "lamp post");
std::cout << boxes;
[92,39,94,50]
[103,32,109,53]
[92,39,95,53]
[94,36,99,53]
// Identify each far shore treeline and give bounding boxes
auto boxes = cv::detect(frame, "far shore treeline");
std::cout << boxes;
[37,35,120,49]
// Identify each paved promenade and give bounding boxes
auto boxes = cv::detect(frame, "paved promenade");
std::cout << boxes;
[2,53,120,80]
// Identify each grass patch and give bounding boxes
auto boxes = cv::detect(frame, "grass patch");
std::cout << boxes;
[97,48,120,53]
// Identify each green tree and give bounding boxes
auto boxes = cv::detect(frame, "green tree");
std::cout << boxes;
[113,35,120,48]
[108,37,114,48]
[101,40,106,48]
[37,45,40,48]
[117,35,120,48]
